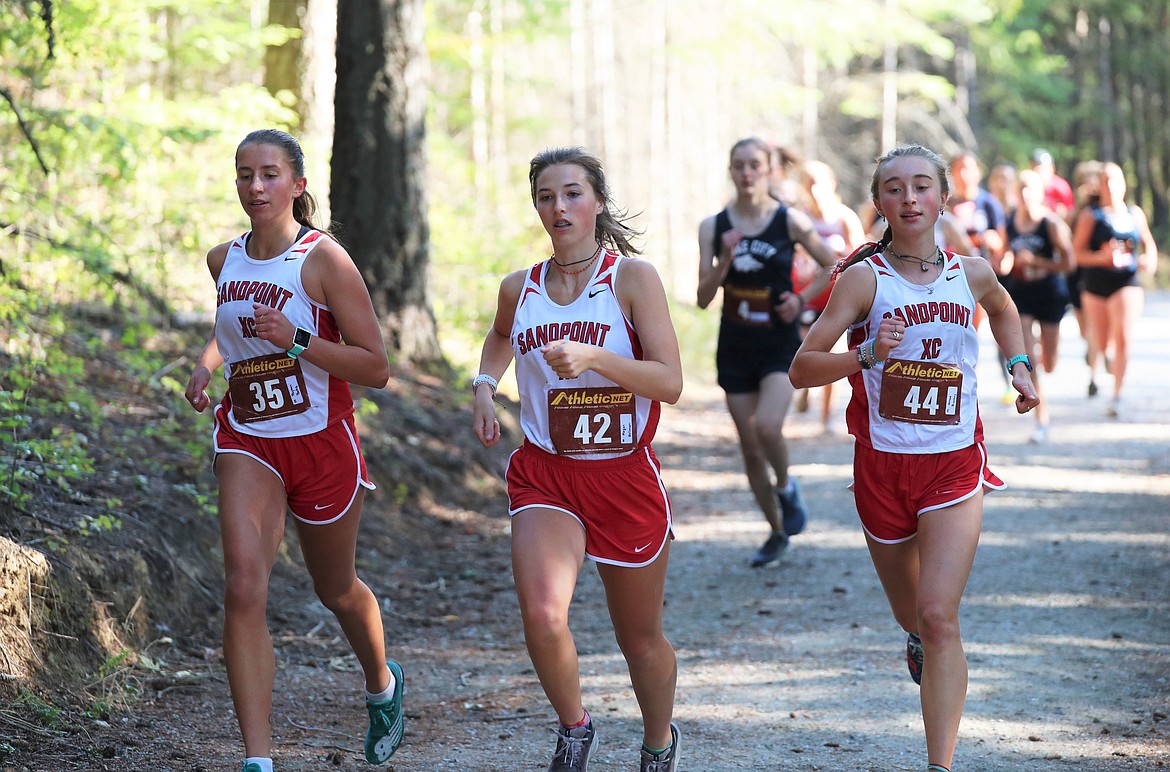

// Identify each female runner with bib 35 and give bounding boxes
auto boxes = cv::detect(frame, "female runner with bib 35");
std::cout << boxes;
[185,130,403,772]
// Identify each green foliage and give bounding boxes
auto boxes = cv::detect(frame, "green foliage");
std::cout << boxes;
[0,304,99,513]
[88,646,168,710]
[173,482,217,520]
[14,689,64,728]
[391,481,410,506]
[424,3,568,372]
[77,512,122,537]
[969,0,1078,165]
[1,0,297,316]
[669,299,720,390]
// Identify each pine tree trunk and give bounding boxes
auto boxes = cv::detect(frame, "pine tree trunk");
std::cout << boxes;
[332,0,440,367]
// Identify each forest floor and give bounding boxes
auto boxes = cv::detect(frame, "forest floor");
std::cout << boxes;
[3,295,1170,771]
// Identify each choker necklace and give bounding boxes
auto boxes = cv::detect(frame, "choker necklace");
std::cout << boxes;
[551,244,603,275]
[886,246,944,272]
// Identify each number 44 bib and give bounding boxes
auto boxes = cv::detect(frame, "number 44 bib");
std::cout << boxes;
[547,386,637,456]
[878,359,963,425]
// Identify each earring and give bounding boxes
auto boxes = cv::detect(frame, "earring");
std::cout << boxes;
[939,207,945,215]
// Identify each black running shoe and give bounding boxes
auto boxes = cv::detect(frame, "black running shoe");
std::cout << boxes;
[750,532,788,567]
[776,478,808,536]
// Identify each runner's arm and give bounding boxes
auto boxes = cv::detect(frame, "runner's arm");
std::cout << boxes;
[544,259,683,404]
[185,243,230,412]
[783,208,836,322]
[789,263,874,389]
[295,240,391,388]
[473,271,522,447]
[697,215,733,309]
[968,257,1038,414]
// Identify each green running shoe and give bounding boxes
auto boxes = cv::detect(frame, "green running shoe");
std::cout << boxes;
[365,660,405,763]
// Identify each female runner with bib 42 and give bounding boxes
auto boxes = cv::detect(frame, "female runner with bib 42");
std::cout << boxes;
[790,144,1038,772]
[185,130,403,772]
[473,147,683,772]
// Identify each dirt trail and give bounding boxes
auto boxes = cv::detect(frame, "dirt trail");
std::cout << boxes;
[8,296,1169,771]
[326,294,1170,771]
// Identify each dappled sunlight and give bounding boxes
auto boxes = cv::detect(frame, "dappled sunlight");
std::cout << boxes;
[658,466,751,491]
[969,593,1170,614]
[661,461,854,492]
[959,715,1153,762]
[1022,420,1170,444]
[987,464,1170,494]
[675,518,868,548]
[966,636,1170,657]
[977,531,1170,548]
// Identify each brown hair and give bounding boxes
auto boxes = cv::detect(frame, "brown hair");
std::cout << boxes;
[236,129,328,236]
[529,147,643,257]
[834,144,949,277]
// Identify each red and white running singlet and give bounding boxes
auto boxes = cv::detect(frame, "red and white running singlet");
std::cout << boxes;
[846,251,984,454]
[511,250,660,459]
[214,230,354,438]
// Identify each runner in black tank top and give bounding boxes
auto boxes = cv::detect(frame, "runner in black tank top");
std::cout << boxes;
[697,137,837,568]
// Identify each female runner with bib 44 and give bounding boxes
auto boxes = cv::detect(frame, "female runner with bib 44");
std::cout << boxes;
[790,144,1038,772]
[185,130,403,772]
[473,147,683,772]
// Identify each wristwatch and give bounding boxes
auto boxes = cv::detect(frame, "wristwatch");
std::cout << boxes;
[287,327,312,359]
[1005,354,1033,373]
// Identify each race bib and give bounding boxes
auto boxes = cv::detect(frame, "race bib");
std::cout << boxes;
[1111,245,1137,271]
[228,353,311,424]
[878,359,963,425]
[723,285,773,327]
[547,386,637,456]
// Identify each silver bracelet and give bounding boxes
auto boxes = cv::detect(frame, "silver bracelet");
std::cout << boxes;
[472,373,498,395]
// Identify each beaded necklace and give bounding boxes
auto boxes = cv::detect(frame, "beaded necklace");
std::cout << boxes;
[885,245,944,272]
[551,244,603,275]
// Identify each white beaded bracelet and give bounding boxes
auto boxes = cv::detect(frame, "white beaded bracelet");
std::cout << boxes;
[472,373,498,395]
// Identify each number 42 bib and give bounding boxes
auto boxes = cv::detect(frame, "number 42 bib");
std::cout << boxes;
[547,386,637,456]
[878,359,963,425]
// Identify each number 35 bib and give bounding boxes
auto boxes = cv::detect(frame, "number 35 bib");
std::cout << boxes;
[228,353,312,425]
[547,386,637,456]
[878,359,963,425]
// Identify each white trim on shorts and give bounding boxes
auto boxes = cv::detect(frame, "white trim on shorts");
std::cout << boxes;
[505,445,673,568]
[211,403,373,526]
[856,442,1005,545]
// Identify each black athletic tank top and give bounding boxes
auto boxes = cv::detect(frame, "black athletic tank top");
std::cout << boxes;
[712,206,799,348]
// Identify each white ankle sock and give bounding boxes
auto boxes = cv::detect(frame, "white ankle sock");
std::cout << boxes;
[243,757,273,772]
[365,665,397,703]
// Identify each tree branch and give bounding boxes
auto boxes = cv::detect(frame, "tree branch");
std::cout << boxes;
[0,218,173,320]
[0,86,50,177]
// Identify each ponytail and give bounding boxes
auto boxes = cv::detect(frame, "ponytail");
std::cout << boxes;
[833,227,890,279]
